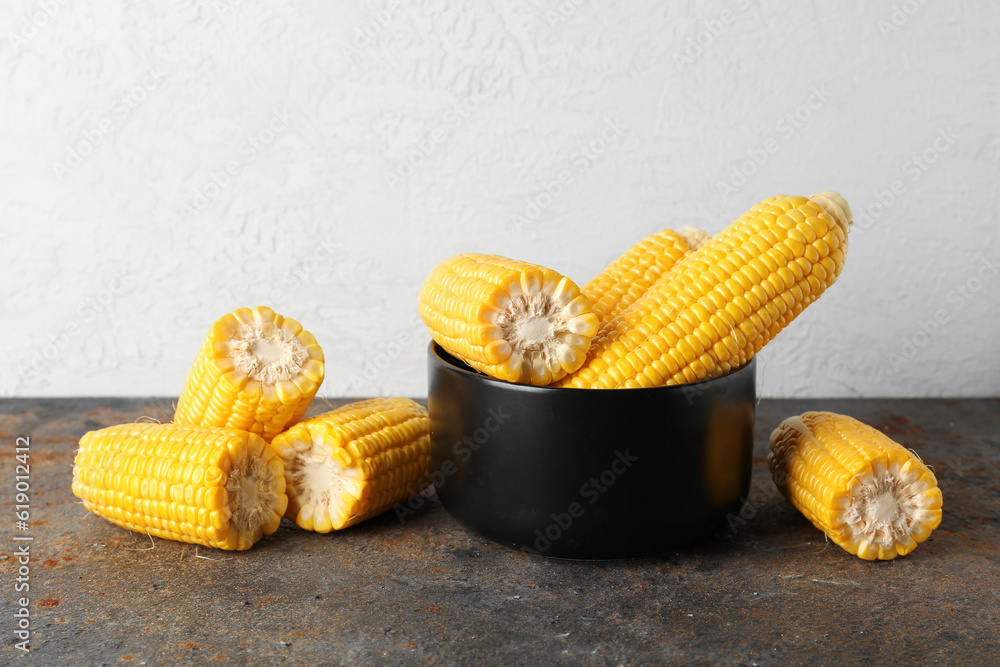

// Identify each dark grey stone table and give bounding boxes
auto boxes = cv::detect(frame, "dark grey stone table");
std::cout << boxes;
[1,397,997,664]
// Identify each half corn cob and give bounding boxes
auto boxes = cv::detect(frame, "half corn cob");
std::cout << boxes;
[768,411,943,560]
[72,423,287,550]
[584,226,710,324]
[558,191,852,388]
[418,254,599,385]
[174,306,325,441]
[272,397,431,532]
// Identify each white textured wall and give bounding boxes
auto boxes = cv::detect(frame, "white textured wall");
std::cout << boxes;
[2,0,997,399]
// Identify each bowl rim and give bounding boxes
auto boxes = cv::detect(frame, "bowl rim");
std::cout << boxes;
[429,341,756,394]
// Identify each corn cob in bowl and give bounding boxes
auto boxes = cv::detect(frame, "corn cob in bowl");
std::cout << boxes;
[418,254,598,386]
[583,225,710,323]
[558,191,852,388]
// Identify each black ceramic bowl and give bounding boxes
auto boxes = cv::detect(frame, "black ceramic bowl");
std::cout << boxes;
[428,342,756,559]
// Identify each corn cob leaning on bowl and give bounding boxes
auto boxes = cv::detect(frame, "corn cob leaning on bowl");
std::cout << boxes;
[558,191,852,388]
[272,397,431,533]
[418,254,599,385]
[174,306,325,441]
[72,423,288,550]
[768,411,943,560]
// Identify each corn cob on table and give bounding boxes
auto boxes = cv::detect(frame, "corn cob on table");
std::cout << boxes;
[3,396,997,664]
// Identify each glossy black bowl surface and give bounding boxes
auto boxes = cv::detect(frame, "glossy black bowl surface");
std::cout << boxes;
[428,343,756,559]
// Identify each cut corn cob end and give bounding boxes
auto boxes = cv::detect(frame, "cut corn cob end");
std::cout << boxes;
[72,423,288,551]
[768,412,943,561]
[272,397,432,532]
[419,254,598,385]
[174,305,325,441]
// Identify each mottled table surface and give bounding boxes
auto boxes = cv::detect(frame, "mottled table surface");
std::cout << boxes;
[1,397,997,665]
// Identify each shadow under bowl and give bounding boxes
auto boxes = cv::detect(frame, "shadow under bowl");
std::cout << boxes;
[427,342,756,560]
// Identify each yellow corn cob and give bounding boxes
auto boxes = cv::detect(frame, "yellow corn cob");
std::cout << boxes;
[174,306,325,441]
[584,226,710,324]
[558,191,852,388]
[271,397,431,532]
[72,423,288,550]
[418,254,599,385]
[768,411,943,560]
